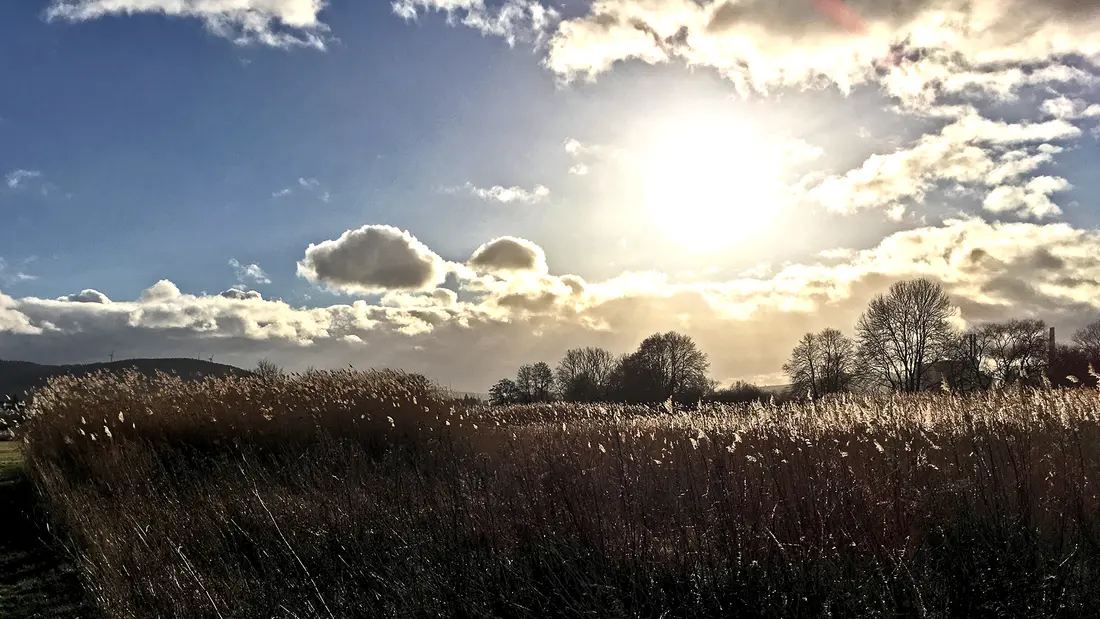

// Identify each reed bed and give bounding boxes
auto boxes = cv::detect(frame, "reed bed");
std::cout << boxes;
[21,370,1100,618]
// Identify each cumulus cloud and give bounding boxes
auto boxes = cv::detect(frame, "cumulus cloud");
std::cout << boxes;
[5,169,41,189]
[543,0,1100,95]
[297,225,448,294]
[46,0,330,49]
[1042,96,1100,120]
[807,109,1079,215]
[447,181,551,204]
[6,219,1100,389]
[982,176,1071,219]
[229,259,272,285]
[468,236,549,274]
[392,0,560,46]
[140,280,182,302]
[59,289,111,304]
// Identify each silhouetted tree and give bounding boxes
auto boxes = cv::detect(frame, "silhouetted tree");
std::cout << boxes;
[855,279,956,392]
[607,352,659,404]
[254,358,285,381]
[608,332,709,404]
[555,346,616,402]
[515,362,554,403]
[939,331,994,392]
[1048,343,1099,388]
[783,328,854,400]
[1073,318,1100,360]
[489,378,521,406]
[530,362,555,402]
[978,318,1048,386]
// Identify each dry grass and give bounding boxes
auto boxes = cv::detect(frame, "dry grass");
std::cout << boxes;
[20,369,1100,618]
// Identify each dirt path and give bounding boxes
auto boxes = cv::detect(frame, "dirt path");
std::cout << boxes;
[0,442,99,618]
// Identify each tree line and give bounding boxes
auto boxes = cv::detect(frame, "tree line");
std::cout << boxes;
[490,278,1100,406]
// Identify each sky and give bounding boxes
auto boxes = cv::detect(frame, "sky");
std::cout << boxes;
[2,0,1100,391]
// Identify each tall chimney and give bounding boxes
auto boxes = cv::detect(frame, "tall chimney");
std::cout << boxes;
[1049,326,1056,366]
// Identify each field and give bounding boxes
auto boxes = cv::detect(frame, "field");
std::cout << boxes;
[18,369,1100,618]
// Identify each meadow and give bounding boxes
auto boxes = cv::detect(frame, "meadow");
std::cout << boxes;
[18,369,1100,618]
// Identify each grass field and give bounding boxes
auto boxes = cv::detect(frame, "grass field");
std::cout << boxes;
[19,369,1100,618]
[0,441,97,618]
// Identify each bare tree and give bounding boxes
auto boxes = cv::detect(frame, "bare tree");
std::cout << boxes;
[818,328,856,394]
[784,328,855,399]
[939,331,993,392]
[855,279,956,392]
[515,362,555,403]
[555,347,616,402]
[1073,318,1100,360]
[784,332,822,400]
[530,362,555,402]
[978,319,1048,386]
[254,358,285,381]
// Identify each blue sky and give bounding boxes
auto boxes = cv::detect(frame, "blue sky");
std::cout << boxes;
[2,0,1100,390]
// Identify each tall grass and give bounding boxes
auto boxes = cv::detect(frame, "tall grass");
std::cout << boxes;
[22,369,1100,618]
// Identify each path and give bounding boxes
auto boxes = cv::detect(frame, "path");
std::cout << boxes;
[0,442,98,618]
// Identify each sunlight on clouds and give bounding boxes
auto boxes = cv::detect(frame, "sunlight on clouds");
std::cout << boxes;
[447,182,551,204]
[392,0,559,46]
[544,0,1100,96]
[47,0,330,48]
[807,109,1080,218]
[6,218,1100,388]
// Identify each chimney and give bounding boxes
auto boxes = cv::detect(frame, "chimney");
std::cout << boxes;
[1049,326,1056,366]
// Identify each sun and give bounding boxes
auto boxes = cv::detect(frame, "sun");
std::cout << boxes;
[640,113,785,250]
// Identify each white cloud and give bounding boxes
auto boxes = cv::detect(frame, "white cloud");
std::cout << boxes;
[272,188,293,198]
[565,138,592,175]
[46,0,330,49]
[983,176,1071,219]
[0,259,37,286]
[468,236,549,274]
[393,0,559,46]
[5,169,41,189]
[229,259,272,285]
[807,110,1079,215]
[297,225,448,294]
[298,177,319,188]
[543,0,1100,95]
[6,218,1100,389]
[448,181,551,204]
[1042,96,1100,120]
[140,280,182,302]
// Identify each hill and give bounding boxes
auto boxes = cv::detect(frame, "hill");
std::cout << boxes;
[0,358,253,399]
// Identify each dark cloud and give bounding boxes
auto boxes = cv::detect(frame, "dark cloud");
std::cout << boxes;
[220,288,263,301]
[297,225,447,294]
[468,237,548,274]
[59,289,111,304]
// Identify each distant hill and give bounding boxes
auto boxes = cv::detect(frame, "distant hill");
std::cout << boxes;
[0,358,253,398]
